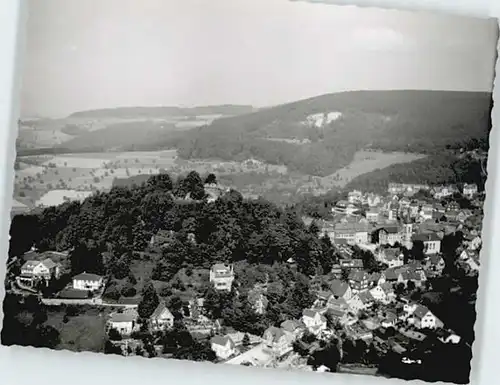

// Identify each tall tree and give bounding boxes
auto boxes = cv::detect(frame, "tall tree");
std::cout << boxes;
[138,282,160,319]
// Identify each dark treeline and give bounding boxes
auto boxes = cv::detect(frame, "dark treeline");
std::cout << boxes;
[344,154,487,195]
[9,171,338,279]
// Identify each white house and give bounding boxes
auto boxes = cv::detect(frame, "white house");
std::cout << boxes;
[209,263,235,291]
[412,233,441,255]
[302,309,327,335]
[348,291,374,313]
[149,302,175,332]
[462,183,478,199]
[411,305,444,329]
[107,309,139,335]
[17,258,61,288]
[211,335,237,360]
[263,326,293,356]
[381,312,397,328]
[369,285,388,304]
[377,248,404,268]
[72,272,104,291]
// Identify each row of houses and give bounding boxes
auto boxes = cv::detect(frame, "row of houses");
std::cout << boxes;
[386,183,478,199]
[16,255,105,293]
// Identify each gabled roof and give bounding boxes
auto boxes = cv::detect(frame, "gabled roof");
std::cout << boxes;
[109,309,138,323]
[381,248,401,261]
[408,270,422,281]
[383,267,402,280]
[327,308,347,318]
[369,272,381,282]
[41,258,58,270]
[73,272,102,281]
[380,282,394,294]
[379,226,401,234]
[330,279,350,297]
[357,291,374,304]
[211,263,232,271]
[334,222,372,233]
[412,233,440,242]
[340,258,363,268]
[348,270,369,282]
[303,309,321,319]
[316,290,333,301]
[412,305,432,320]
[211,335,235,348]
[327,297,348,309]
[150,302,173,320]
[21,260,41,270]
[280,320,304,333]
[429,254,444,265]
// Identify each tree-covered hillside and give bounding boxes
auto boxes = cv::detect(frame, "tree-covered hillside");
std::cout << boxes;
[344,154,487,195]
[171,90,492,176]
[9,172,337,279]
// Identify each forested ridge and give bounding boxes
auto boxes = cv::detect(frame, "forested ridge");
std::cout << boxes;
[9,171,338,279]
[344,154,487,195]
[169,90,492,176]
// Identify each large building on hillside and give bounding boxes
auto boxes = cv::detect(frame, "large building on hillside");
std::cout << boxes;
[210,263,235,291]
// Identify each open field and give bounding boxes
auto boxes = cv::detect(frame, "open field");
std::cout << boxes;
[13,150,179,207]
[45,307,111,353]
[321,150,426,188]
[13,147,425,209]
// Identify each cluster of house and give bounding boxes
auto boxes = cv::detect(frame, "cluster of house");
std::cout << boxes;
[105,265,238,339]
[106,301,175,336]
[316,183,482,255]
[208,183,483,364]
[208,253,461,363]
[15,251,105,296]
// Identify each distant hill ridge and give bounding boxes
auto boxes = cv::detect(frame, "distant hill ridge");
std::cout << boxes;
[170,89,492,176]
[68,104,256,119]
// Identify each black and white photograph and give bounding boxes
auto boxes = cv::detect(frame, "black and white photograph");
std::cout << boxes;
[2,0,498,384]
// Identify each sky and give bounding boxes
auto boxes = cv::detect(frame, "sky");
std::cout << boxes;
[20,0,499,118]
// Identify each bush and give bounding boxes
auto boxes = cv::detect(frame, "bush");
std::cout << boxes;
[121,285,137,298]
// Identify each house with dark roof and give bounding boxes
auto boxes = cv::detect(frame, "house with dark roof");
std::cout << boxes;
[262,327,292,356]
[211,335,237,360]
[412,233,441,254]
[72,272,104,291]
[326,297,349,314]
[314,290,334,309]
[377,226,403,246]
[410,305,444,329]
[348,291,374,313]
[345,322,373,341]
[348,270,370,293]
[340,258,364,271]
[330,279,352,300]
[333,222,372,245]
[381,267,404,283]
[380,312,397,328]
[377,247,404,268]
[280,320,305,339]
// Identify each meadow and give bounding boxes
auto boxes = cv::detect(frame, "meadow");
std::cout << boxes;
[320,150,427,188]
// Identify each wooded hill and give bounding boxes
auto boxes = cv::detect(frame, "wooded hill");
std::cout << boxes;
[170,90,492,176]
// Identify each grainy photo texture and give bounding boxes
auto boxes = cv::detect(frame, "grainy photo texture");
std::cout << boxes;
[3,1,498,384]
